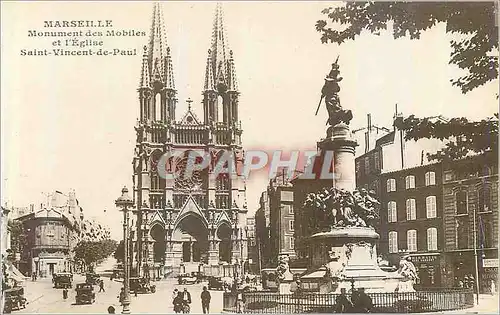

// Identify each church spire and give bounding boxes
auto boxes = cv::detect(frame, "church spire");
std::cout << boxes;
[164,47,175,90]
[147,2,175,88]
[205,3,238,93]
[203,3,240,129]
[204,49,216,91]
[139,46,151,89]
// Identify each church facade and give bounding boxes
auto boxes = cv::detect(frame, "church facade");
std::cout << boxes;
[130,3,248,279]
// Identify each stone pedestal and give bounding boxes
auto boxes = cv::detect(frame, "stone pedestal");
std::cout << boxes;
[306,227,408,293]
[279,281,293,294]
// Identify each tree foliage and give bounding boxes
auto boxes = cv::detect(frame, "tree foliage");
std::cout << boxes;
[397,113,498,162]
[316,2,499,93]
[73,239,117,270]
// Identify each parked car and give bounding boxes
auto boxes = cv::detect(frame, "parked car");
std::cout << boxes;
[3,287,27,313]
[85,273,100,285]
[208,276,224,290]
[111,268,124,279]
[129,277,156,294]
[53,272,73,289]
[75,283,95,304]
[177,273,198,285]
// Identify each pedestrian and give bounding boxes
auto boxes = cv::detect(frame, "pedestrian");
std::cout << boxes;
[351,288,360,312]
[181,287,191,313]
[62,288,68,300]
[118,288,125,306]
[236,289,246,313]
[335,288,353,313]
[99,279,105,292]
[172,288,179,302]
[107,305,116,314]
[173,291,183,314]
[201,286,211,314]
[355,288,373,313]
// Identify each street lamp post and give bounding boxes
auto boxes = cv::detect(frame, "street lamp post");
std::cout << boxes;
[116,187,134,314]
[472,205,480,305]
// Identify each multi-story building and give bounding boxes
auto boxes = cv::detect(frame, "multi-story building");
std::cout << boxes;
[255,191,272,269]
[130,3,247,278]
[15,208,74,277]
[268,175,296,265]
[442,152,498,293]
[245,217,258,274]
[380,163,444,287]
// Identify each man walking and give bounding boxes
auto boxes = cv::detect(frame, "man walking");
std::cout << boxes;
[201,286,211,314]
[99,279,105,292]
[181,287,191,313]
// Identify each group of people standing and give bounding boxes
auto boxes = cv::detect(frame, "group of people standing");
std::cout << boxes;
[335,287,373,313]
[172,287,211,314]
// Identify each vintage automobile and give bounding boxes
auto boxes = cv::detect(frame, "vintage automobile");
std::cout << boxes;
[53,272,73,289]
[129,277,156,294]
[85,272,101,285]
[177,273,199,285]
[75,283,96,304]
[111,268,124,279]
[207,276,225,290]
[3,287,27,313]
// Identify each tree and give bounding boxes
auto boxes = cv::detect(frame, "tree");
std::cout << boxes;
[316,2,498,93]
[73,239,117,271]
[397,113,498,162]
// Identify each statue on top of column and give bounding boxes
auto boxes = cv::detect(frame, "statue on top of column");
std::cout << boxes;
[316,57,353,126]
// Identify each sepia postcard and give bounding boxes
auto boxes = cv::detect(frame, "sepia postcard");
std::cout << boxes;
[1,1,498,314]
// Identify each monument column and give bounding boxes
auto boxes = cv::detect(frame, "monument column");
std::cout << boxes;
[318,123,358,191]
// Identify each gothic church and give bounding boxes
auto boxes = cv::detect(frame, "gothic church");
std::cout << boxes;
[131,3,248,279]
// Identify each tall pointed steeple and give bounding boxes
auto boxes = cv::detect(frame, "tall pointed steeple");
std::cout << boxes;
[149,2,166,81]
[204,3,238,93]
[138,2,177,123]
[203,3,240,128]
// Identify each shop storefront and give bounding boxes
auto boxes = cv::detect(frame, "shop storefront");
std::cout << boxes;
[409,253,442,288]
[446,250,498,293]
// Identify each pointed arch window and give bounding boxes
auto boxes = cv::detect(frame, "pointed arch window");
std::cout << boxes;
[155,93,162,121]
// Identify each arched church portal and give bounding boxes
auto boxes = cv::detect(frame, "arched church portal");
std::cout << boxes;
[173,214,209,264]
[217,222,232,263]
[150,224,166,263]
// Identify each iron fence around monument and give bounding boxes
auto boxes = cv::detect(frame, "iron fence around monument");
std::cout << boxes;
[223,288,474,313]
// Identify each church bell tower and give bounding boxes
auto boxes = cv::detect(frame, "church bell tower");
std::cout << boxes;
[132,3,247,280]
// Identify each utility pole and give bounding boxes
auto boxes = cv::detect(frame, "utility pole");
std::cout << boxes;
[472,204,480,305]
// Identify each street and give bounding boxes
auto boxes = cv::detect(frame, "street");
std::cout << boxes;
[18,274,224,314]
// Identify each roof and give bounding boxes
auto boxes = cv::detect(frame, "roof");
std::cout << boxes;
[381,161,442,176]
[375,131,395,147]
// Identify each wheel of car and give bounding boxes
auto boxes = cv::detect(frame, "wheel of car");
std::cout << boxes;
[151,286,156,293]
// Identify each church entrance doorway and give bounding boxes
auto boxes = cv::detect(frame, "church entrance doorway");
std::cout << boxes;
[217,223,232,263]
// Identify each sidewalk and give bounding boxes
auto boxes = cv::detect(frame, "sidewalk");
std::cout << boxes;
[434,294,499,314]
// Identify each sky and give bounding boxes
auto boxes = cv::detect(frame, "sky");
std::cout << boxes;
[1,1,498,240]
